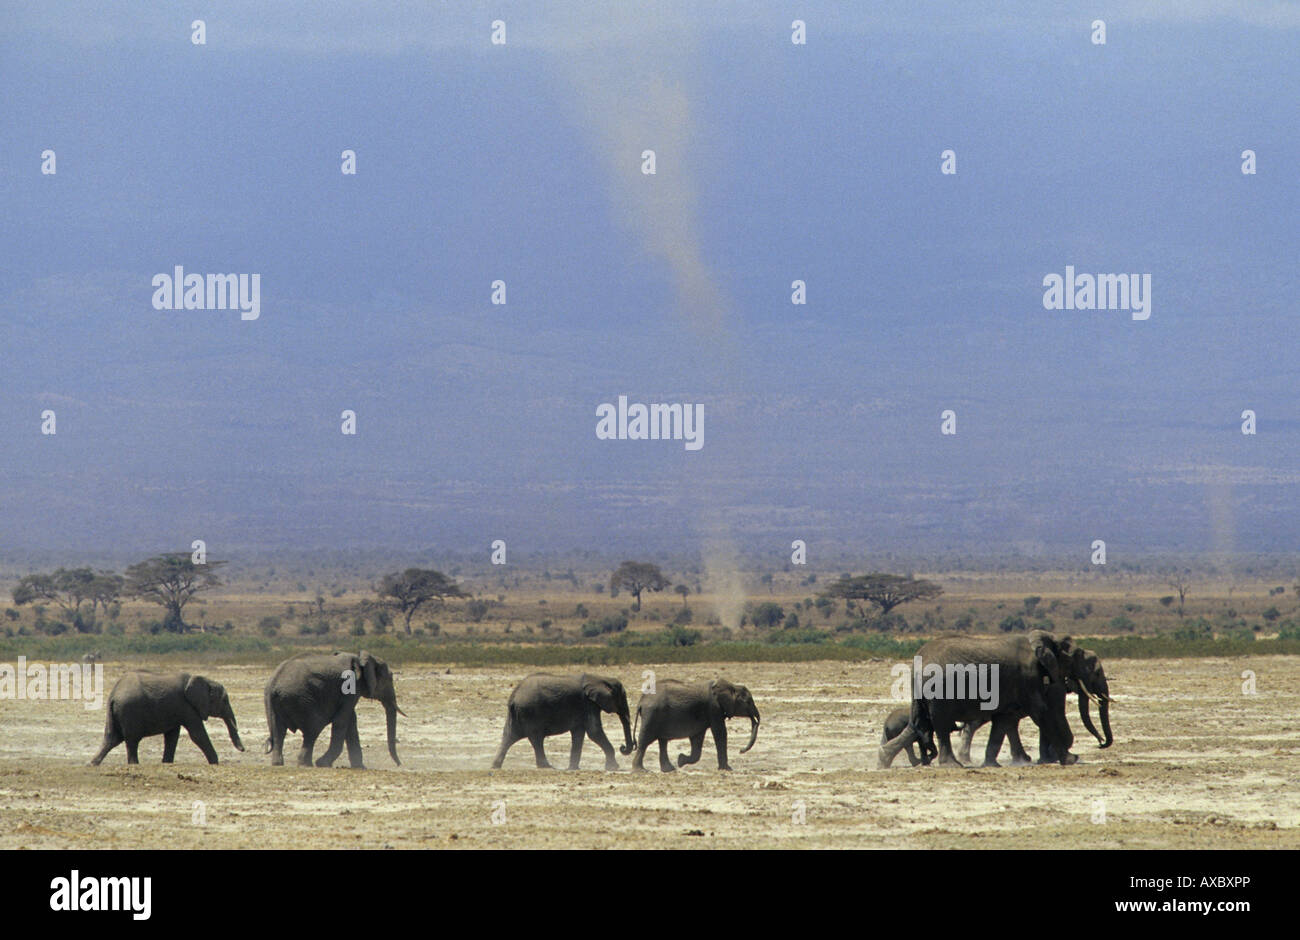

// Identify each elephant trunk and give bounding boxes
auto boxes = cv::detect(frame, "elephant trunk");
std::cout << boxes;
[384,696,401,766]
[1078,683,1113,748]
[618,708,635,756]
[739,707,760,754]
[221,699,244,752]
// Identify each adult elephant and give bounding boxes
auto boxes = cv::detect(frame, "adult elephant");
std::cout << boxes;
[956,638,1113,765]
[877,631,1077,768]
[90,672,244,765]
[490,673,635,770]
[631,679,760,772]
[264,651,403,768]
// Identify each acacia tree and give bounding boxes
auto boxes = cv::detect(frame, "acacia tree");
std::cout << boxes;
[609,561,670,612]
[821,573,943,617]
[377,568,466,633]
[1166,570,1191,619]
[12,567,109,629]
[125,553,226,632]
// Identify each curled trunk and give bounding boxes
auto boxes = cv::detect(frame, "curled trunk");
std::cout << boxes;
[739,708,760,754]
[618,710,635,755]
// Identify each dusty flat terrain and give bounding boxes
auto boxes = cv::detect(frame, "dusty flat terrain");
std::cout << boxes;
[1,657,1297,848]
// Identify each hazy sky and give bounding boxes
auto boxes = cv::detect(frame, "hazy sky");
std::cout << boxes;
[2,2,1297,559]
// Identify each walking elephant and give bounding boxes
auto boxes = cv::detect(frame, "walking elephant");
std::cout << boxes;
[264,651,403,768]
[491,673,635,770]
[90,671,244,765]
[631,678,760,772]
[956,638,1113,765]
[879,706,937,767]
[877,631,1077,768]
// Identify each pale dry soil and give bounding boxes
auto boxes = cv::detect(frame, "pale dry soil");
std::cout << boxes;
[1,658,1297,848]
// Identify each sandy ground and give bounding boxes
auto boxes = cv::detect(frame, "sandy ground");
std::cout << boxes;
[1,657,1297,848]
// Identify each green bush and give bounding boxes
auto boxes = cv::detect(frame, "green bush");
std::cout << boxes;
[258,616,282,637]
[1109,615,1135,632]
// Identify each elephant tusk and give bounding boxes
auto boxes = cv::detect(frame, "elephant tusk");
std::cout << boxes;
[396,706,409,718]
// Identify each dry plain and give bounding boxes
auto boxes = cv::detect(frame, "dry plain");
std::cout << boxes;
[1,656,1297,849]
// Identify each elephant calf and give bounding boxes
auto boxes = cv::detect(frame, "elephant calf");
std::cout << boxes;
[632,679,759,772]
[491,672,635,770]
[90,671,244,765]
[879,706,937,767]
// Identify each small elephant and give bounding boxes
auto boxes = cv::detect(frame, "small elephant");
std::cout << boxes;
[264,650,403,768]
[90,671,244,765]
[879,706,937,767]
[631,678,760,772]
[491,673,635,770]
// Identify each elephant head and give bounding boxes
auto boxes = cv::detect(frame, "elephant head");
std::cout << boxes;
[582,675,636,755]
[1058,639,1113,748]
[1027,633,1078,765]
[710,679,760,753]
[355,651,402,766]
[184,675,244,752]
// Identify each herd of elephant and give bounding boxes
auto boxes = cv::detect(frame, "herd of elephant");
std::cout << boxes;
[87,631,1112,772]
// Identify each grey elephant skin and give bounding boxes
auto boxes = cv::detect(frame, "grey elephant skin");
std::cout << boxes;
[491,672,635,770]
[631,679,759,772]
[879,706,936,767]
[957,638,1113,765]
[878,631,1077,768]
[90,671,244,765]
[264,651,403,768]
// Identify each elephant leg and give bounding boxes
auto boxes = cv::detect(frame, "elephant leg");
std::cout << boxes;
[677,731,705,767]
[567,728,586,770]
[491,719,522,769]
[904,742,921,766]
[657,739,676,773]
[529,735,553,769]
[584,713,619,770]
[983,720,1008,767]
[269,713,287,766]
[317,717,348,767]
[297,725,322,767]
[161,727,180,763]
[631,735,650,773]
[712,719,730,771]
[935,731,963,767]
[957,719,983,765]
[125,739,140,764]
[1007,724,1033,765]
[187,721,219,764]
[90,730,122,765]
[344,713,364,769]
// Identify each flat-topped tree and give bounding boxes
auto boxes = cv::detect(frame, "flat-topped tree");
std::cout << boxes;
[821,573,943,617]
[610,561,670,612]
[377,568,466,633]
[125,553,227,632]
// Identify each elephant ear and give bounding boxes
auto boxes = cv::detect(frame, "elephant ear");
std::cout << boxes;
[358,651,379,697]
[583,677,617,712]
[710,679,737,718]
[1030,635,1064,686]
[184,675,213,720]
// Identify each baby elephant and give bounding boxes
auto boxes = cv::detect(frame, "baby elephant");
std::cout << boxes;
[632,678,759,772]
[90,671,244,765]
[879,706,937,767]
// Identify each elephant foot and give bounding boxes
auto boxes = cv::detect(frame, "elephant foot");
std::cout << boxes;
[1008,754,1033,766]
[936,755,964,768]
[1060,752,1080,766]
[631,764,647,774]
[659,763,676,774]
[718,764,733,772]
[981,759,1001,768]
[270,755,284,766]
[676,753,691,767]
[604,761,620,771]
